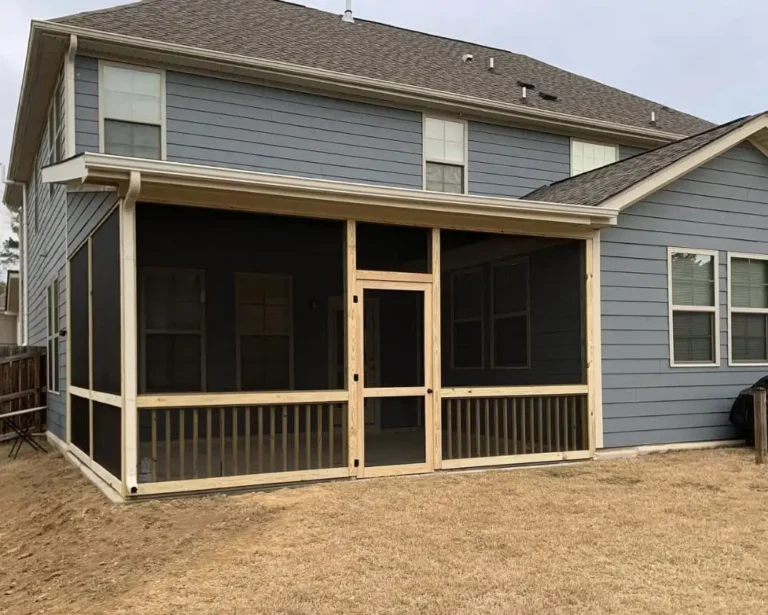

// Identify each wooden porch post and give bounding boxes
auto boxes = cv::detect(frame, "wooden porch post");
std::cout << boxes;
[585,233,602,455]
[121,172,141,495]
[345,220,359,475]
[431,228,442,469]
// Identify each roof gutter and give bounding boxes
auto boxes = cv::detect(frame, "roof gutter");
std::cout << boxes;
[43,153,617,228]
[35,21,686,146]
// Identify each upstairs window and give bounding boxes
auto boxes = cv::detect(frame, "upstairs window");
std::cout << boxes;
[424,117,466,194]
[729,254,768,364]
[668,249,719,366]
[101,63,164,160]
[571,140,617,176]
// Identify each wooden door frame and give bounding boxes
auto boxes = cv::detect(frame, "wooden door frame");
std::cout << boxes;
[355,278,435,478]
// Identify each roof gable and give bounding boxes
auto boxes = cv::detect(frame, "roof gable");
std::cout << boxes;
[54,0,712,136]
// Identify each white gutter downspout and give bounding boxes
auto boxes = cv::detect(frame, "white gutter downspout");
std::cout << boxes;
[65,35,77,160]
[122,171,141,496]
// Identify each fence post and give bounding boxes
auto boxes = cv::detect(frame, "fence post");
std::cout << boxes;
[753,387,768,465]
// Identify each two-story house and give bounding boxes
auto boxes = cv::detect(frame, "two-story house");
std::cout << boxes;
[5,0,767,500]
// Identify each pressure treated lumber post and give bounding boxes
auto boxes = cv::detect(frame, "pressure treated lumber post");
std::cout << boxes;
[753,387,768,465]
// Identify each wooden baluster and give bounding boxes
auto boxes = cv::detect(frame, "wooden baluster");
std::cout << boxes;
[270,406,276,472]
[546,398,552,453]
[447,400,453,460]
[341,402,348,467]
[282,406,289,472]
[151,410,157,482]
[484,399,491,457]
[305,405,311,469]
[232,407,239,475]
[165,411,172,481]
[193,409,199,479]
[528,398,535,455]
[503,399,509,456]
[581,395,588,450]
[554,397,561,452]
[258,407,264,473]
[537,398,544,454]
[328,404,335,469]
[206,408,212,477]
[294,405,300,471]
[465,399,471,458]
[219,408,226,476]
[245,407,251,475]
[570,396,578,451]
[456,400,462,459]
[511,398,518,455]
[520,398,527,454]
[562,397,569,451]
[493,399,500,457]
[179,409,186,480]
[474,399,481,458]
[317,404,323,469]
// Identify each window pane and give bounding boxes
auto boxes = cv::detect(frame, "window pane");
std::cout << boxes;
[493,261,528,314]
[453,321,482,368]
[143,269,203,331]
[494,315,528,367]
[105,120,161,160]
[671,252,714,307]
[452,270,482,319]
[732,258,768,309]
[103,65,161,124]
[673,311,713,363]
[732,313,767,362]
[240,335,291,390]
[571,140,617,176]
[145,334,202,393]
[426,162,463,193]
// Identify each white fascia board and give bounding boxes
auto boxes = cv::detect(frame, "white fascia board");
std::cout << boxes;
[41,156,88,185]
[599,114,768,213]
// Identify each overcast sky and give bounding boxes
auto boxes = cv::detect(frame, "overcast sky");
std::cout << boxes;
[1,0,767,248]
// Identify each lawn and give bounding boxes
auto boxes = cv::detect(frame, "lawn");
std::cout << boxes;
[1,444,767,614]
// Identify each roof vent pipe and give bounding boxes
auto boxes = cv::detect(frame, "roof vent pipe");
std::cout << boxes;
[651,111,657,124]
[342,0,354,23]
[488,57,495,70]
[522,86,527,100]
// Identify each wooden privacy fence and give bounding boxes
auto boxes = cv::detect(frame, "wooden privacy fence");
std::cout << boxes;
[0,347,46,440]
[137,402,348,483]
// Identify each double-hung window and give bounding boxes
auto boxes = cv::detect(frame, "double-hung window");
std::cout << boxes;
[668,249,719,366]
[46,280,60,394]
[729,254,768,364]
[450,268,483,369]
[491,259,530,368]
[101,63,164,160]
[571,140,618,176]
[424,117,466,194]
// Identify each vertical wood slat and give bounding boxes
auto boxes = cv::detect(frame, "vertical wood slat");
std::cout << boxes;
[554,397,561,452]
[270,406,276,472]
[232,407,239,475]
[484,399,490,457]
[179,409,185,480]
[305,405,311,470]
[294,405,300,471]
[206,408,212,477]
[282,406,289,472]
[258,406,264,473]
[341,403,348,467]
[520,398,527,455]
[546,398,552,454]
[581,396,588,450]
[503,398,509,456]
[474,399,481,457]
[447,400,453,460]
[329,405,335,469]
[245,407,251,475]
[527,398,535,455]
[317,404,323,469]
[494,399,500,457]
[193,409,199,479]
[219,408,225,477]
[465,399,471,458]
[456,400,462,459]
[151,410,157,482]
[563,397,570,451]
[165,411,171,481]
[570,396,578,452]
[537,398,543,454]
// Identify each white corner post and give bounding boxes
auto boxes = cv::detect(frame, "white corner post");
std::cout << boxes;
[590,231,604,450]
[121,171,141,495]
[65,34,77,159]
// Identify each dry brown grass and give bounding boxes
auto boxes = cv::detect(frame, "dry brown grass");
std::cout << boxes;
[1,444,768,614]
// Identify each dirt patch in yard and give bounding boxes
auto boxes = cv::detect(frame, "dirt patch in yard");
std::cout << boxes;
[1,444,768,614]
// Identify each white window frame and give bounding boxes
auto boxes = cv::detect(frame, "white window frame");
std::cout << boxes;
[139,267,206,393]
[234,272,294,391]
[423,115,468,195]
[727,252,768,366]
[98,60,167,160]
[570,138,618,177]
[46,279,61,394]
[449,267,484,370]
[667,247,720,368]
[490,257,531,370]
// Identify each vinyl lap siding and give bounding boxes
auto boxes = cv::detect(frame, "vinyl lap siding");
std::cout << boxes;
[74,56,99,155]
[165,71,423,188]
[468,122,570,198]
[601,144,768,447]
[67,191,119,254]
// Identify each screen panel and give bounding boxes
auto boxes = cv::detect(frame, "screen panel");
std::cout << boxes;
[70,244,90,389]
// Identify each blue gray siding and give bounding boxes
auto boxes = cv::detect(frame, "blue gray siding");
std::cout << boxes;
[468,122,570,198]
[601,143,768,447]
[165,72,423,187]
[67,191,119,254]
[27,109,67,438]
[74,56,99,155]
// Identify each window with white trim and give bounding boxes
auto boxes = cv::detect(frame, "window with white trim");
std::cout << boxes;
[450,268,483,369]
[140,268,205,393]
[46,280,60,394]
[492,259,530,368]
[730,255,768,363]
[236,273,293,391]
[668,250,718,365]
[571,140,618,176]
[101,63,163,160]
[424,117,466,194]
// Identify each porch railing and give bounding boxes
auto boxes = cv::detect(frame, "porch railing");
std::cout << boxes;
[137,401,348,483]
[440,386,590,468]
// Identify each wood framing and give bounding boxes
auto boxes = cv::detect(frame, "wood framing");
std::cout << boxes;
[441,449,591,470]
[442,385,589,399]
[591,232,604,449]
[137,390,349,408]
[585,236,596,454]
[431,228,442,470]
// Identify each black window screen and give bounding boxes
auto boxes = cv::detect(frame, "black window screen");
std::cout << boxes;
[91,211,122,394]
[71,394,90,455]
[93,401,122,479]
[70,244,90,389]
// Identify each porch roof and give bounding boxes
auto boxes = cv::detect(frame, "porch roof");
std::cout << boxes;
[43,153,617,233]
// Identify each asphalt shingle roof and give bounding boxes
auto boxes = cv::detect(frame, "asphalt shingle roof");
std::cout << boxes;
[522,115,756,206]
[55,0,713,136]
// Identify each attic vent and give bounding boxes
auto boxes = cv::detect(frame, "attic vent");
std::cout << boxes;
[517,81,535,90]
[462,53,474,62]
[539,92,558,102]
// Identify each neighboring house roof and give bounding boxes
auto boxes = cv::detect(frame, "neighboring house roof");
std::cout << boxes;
[523,114,764,207]
[54,0,712,136]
